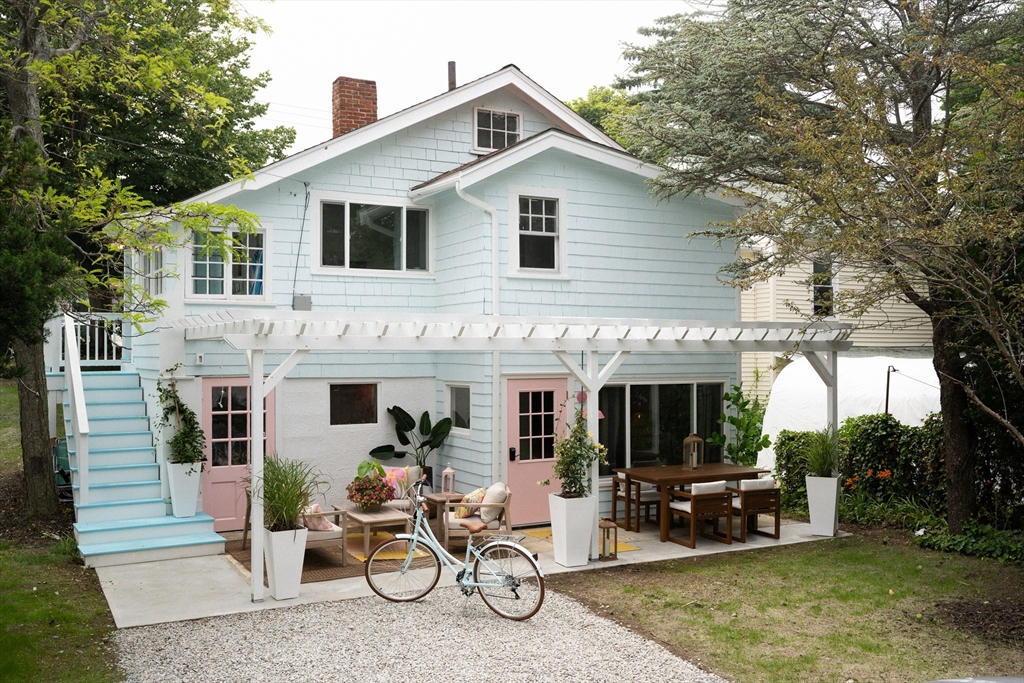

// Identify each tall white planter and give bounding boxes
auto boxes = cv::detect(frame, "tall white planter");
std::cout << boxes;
[264,527,308,600]
[166,462,201,518]
[548,493,597,567]
[806,476,840,537]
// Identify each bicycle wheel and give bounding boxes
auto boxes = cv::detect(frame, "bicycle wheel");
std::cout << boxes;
[473,543,545,620]
[365,538,441,602]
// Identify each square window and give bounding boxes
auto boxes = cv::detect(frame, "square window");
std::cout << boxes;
[191,232,264,298]
[330,384,378,425]
[474,108,520,152]
[449,386,471,430]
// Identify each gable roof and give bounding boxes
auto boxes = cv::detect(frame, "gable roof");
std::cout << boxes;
[409,128,747,207]
[190,65,622,206]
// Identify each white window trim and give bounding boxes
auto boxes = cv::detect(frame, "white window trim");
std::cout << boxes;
[507,185,569,279]
[327,381,382,428]
[445,383,472,437]
[184,225,273,303]
[810,261,839,320]
[309,189,434,277]
[472,106,522,155]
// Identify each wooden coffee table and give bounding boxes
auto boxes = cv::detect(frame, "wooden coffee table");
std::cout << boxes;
[333,503,411,557]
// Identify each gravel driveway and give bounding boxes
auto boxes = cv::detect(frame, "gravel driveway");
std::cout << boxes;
[114,587,730,683]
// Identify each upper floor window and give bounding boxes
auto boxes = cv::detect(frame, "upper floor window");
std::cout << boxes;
[508,186,568,278]
[474,108,520,153]
[139,249,163,296]
[812,261,835,317]
[191,232,265,297]
[318,198,429,273]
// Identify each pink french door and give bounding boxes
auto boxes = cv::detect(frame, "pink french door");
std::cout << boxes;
[201,378,276,532]
[507,378,569,526]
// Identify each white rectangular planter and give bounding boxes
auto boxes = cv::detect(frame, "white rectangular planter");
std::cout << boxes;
[264,527,308,600]
[166,462,201,518]
[806,476,840,537]
[548,493,597,567]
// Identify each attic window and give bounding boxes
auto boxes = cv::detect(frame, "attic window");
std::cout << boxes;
[474,108,519,153]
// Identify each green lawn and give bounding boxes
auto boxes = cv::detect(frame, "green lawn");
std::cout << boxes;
[546,533,1023,683]
[0,379,124,682]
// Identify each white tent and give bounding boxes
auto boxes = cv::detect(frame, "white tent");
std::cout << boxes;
[757,355,940,474]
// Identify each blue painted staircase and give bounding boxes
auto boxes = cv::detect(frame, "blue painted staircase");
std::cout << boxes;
[63,371,225,567]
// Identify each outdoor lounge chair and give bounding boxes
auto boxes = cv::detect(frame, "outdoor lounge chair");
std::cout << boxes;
[727,478,780,543]
[442,482,512,550]
[666,480,732,548]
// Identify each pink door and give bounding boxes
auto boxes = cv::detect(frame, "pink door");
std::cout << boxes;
[201,378,276,532]
[507,378,569,526]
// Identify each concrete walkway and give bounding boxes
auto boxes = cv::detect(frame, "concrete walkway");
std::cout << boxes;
[97,518,844,628]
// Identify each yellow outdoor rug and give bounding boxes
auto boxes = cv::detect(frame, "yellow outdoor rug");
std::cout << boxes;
[345,531,397,563]
[521,527,639,552]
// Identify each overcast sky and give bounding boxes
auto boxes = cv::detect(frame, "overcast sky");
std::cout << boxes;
[235,0,698,153]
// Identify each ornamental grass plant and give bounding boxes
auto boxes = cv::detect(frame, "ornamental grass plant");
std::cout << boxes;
[257,457,327,532]
[802,426,839,477]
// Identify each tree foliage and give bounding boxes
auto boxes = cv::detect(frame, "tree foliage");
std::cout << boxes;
[566,85,641,151]
[0,0,293,514]
[621,0,1024,532]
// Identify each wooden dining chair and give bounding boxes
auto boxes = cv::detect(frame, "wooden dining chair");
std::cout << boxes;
[727,478,780,543]
[666,480,732,548]
[611,473,660,531]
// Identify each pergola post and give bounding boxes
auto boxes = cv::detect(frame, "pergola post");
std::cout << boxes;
[248,349,265,603]
[804,350,839,431]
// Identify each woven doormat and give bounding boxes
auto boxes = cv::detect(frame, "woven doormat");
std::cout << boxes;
[225,539,365,584]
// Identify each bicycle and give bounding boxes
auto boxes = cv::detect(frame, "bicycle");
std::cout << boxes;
[364,477,545,620]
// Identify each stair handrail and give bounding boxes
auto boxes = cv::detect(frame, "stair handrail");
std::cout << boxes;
[64,314,90,505]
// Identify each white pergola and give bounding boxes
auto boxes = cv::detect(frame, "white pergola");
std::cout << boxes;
[173,310,853,601]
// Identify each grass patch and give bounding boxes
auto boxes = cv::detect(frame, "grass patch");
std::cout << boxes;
[0,537,123,682]
[546,535,1023,683]
[1,379,21,474]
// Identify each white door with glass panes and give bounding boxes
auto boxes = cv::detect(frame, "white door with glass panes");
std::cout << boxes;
[507,378,569,526]
[201,378,276,532]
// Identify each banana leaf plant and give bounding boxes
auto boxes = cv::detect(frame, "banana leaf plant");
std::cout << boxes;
[369,405,452,468]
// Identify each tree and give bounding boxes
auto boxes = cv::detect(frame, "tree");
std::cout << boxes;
[566,86,640,151]
[621,0,1024,533]
[0,0,290,515]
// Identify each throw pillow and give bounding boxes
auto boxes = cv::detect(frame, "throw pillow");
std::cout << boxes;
[301,503,334,532]
[455,487,488,519]
[384,466,410,499]
[479,482,508,524]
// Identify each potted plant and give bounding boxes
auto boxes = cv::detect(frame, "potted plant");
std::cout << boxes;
[803,426,840,537]
[156,368,205,518]
[541,399,608,567]
[370,405,452,487]
[255,456,326,600]
[346,459,395,512]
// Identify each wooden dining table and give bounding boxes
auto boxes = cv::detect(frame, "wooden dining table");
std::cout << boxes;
[613,463,769,542]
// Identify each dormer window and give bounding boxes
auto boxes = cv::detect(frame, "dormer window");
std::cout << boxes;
[474,107,520,153]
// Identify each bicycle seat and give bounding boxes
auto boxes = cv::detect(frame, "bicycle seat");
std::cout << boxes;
[459,521,486,534]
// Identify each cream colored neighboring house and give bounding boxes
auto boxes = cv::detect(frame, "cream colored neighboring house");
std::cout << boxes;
[740,261,933,400]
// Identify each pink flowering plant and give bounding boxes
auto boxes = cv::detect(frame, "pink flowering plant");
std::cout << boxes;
[346,460,396,509]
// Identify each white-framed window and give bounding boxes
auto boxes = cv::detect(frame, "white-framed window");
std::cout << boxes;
[508,186,568,277]
[812,261,835,317]
[311,191,430,275]
[329,383,378,426]
[189,230,269,299]
[473,107,520,154]
[597,381,725,476]
[139,249,163,296]
[446,384,471,434]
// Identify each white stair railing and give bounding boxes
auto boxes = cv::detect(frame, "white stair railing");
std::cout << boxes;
[60,313,129,367]
[63,315,90,505]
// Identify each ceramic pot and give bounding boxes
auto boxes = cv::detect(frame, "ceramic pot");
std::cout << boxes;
[166,462,201,518]
[806,475,840,537]
[548,492,597,567]
[264,526,308,600]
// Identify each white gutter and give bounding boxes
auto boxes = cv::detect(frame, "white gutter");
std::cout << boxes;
[454,179,503,484]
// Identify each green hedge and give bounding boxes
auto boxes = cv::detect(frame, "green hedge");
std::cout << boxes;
[774,430,814,510]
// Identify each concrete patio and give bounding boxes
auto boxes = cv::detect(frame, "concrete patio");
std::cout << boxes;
[96,517,845,628]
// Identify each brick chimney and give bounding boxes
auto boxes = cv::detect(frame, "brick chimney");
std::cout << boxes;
[332,76,377,137]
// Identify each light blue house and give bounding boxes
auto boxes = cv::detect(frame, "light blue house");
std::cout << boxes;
[52,65,850,573]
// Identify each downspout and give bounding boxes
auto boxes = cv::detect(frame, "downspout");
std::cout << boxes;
[454,179,502,483]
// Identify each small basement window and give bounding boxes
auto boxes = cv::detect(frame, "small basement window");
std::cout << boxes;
[329,384,378,425]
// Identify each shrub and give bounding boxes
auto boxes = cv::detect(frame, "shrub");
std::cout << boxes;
[774,430,814,510]
[917,522,1024,563]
